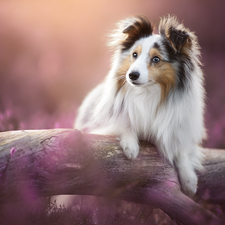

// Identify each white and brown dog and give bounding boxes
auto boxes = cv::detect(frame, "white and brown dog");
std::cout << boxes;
[75,15,206,195]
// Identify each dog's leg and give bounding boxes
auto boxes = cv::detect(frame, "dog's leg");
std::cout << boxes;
[120,131,139,159]
[174,148,201,195]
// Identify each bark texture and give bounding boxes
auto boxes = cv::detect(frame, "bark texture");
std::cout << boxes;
[0,129,224,225]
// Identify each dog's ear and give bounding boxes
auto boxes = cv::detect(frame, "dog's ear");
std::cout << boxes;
[108,15,153,51]
[122,15,153,51]
[159,15,192,53]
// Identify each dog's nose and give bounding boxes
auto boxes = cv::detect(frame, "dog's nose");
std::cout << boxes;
[129,71,140,81]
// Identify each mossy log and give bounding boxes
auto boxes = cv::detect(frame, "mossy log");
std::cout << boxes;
[0,129,224,225]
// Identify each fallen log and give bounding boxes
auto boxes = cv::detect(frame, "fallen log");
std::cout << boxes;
[0,129,224,225]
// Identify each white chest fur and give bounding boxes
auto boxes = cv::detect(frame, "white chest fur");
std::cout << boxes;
[123,84,161,141]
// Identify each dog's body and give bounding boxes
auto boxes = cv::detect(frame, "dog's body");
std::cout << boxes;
[75,15,206,195]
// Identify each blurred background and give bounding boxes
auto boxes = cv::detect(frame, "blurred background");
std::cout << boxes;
[0,0,225,148]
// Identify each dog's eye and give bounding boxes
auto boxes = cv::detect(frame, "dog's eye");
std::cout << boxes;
[152,56,160,63]
[132,52,138,58]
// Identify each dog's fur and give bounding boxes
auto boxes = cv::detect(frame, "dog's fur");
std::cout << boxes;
[74,15,206,195]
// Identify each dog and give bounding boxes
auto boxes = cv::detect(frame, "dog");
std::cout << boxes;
[74,15,206,195]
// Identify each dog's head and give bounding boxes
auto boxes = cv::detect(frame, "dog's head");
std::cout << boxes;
[109,15,201,102]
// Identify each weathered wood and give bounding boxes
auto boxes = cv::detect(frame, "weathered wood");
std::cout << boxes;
[0,129,224,225]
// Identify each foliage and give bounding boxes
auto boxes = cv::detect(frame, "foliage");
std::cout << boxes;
[0,196,178,225]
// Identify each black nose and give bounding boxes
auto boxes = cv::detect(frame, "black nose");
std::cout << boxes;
[129,71,140,81]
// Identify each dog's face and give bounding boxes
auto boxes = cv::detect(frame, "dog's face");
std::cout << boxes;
[125,35,176,91]
[109,15,201,103]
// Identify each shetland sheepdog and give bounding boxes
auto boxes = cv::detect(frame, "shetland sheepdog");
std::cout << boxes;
[74,15,206,195]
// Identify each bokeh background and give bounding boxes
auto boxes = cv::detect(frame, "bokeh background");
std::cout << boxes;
[0,0,225,149]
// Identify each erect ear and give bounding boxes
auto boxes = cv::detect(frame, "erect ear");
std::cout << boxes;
[159,15,191,52]
[108,15,153,51]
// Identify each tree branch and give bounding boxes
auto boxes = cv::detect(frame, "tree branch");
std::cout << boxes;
[0,129,224,225]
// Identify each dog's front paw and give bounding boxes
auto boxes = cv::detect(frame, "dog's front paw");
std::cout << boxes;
[120,138,139,159]
[179,170,198,196]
